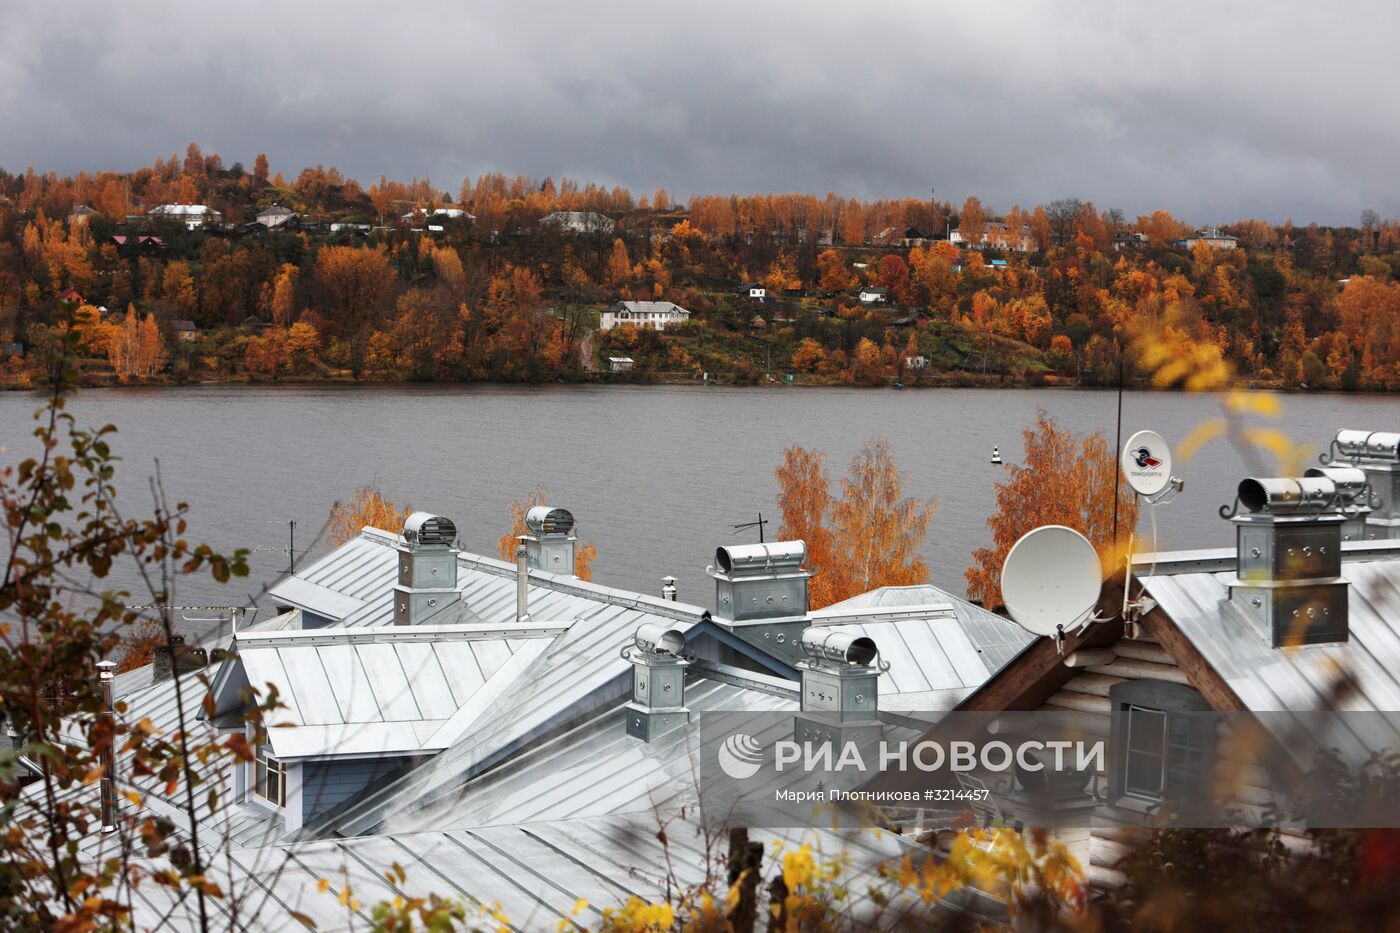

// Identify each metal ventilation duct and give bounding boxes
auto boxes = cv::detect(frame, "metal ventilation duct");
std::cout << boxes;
[402,512,457,547]
[1303,466,1370,503]
[714,541,806,576]
[525,506,575,536]
[634,623,685,657]
[1236,477,1336,514]
[799,627,878,667]
[1333,430,1400,462]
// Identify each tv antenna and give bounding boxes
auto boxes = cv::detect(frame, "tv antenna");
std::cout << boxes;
[731,512,768,544]
[1000,525,1105,653]
[254,519,298,576]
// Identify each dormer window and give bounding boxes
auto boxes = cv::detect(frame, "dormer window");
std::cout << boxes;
[253,743,286,807]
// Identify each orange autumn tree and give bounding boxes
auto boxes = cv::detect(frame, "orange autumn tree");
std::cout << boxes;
[967,411,1139,609]
[327,483,414,546]
[496,484,597,581]
[776,440,936,609]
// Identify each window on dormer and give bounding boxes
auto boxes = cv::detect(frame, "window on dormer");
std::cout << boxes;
[253,743,286,807]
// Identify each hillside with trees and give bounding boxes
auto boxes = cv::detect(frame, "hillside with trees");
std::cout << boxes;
[3,145,1398,390]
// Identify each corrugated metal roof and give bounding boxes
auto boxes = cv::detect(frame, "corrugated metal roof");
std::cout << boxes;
[127,813,923,933]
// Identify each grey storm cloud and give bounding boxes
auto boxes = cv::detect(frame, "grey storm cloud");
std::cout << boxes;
[3,0,1397,225]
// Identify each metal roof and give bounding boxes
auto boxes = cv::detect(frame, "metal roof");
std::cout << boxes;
[1145,555,1400,715]
[227,625,561,759]
[374,676,795,834]
[126,813,923,933]
[817,585,1035,705]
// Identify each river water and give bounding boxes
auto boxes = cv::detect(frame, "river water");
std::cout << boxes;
[2,384,1393,641]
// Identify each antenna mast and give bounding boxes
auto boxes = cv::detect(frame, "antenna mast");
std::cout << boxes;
[731,512,768,543]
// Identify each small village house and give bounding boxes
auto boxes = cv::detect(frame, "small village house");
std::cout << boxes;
[599,300,692,331]
[146,203,222,230]
[1182,227,1239,250]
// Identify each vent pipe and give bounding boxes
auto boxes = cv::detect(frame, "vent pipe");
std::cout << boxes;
[624,623,689,741]
[98,659,118,835]
[1223,475,1350,646]
[522,505,578,576]
[515,542,530,623]
[1320,429,1400,540]
[661,576,677,601]
[710,541,810,623]
[793,627,884,751]
[394,512,462,625]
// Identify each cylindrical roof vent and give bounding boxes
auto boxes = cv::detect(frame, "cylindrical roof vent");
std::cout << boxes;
[714,541,806,576]
[635,623,685,657]
[403,512,457,547]
[1236,477,1337,514]
[1304,466,1369,504]
[525,506,575,536]
[1334,430,1400,462]
[800,627,878,667]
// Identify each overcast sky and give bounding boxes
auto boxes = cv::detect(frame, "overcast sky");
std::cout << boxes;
[3,1,1396,225]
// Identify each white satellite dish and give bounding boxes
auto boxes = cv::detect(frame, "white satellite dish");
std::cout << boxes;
[1121,429,1172,497]
[1000,525,1103,637]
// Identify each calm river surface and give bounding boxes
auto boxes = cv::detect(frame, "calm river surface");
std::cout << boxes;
[2,384,1394,641]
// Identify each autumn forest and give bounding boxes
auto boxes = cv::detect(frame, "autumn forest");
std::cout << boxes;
[3,144,1399,391]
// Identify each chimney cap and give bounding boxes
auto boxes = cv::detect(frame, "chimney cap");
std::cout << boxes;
[1304,466,1372,504]
[1236,476,1337,515]
[714,540,806,576]
[403,512,457,547]
[525,505,574,536]
[800,627,878,667]
[635,623,686,657]
[1332,430,1400,463]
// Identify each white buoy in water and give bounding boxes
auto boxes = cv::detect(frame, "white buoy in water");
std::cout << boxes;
[990,446,1003,465]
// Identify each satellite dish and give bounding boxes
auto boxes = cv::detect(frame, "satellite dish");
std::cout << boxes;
[1000,525,1102,637]
[1121,430,1172,497]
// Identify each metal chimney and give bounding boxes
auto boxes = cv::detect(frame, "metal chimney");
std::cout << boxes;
[98,659,118,835]
[624,623,690,741]
[710,541,810,622]
[661,576,677,601]
[1223,475,1350,646]
[393,513,462,625]
[521,506,577,576]
[793,627,884,751]
[515,542,531,623]
[1304,466,1375,541]
[1321,430,1400,539]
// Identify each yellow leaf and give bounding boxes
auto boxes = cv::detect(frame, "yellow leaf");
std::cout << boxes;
[1223,390,1281,417]
[316,877,330,894]
[1176,419,1225,463]
[122,790,144,807]
[1240,427,1294,460]
[571,898,588,916]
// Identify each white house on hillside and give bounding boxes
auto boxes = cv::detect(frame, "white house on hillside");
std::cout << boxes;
[1182,227,1238,250]
[401,207,475,224]
[147,203,222,230]
[255,204,299,230]
[950,221,1034,252]
[599,300,691,331]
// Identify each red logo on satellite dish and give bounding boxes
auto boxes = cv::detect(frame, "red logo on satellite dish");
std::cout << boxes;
[1131,447,1163,469]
